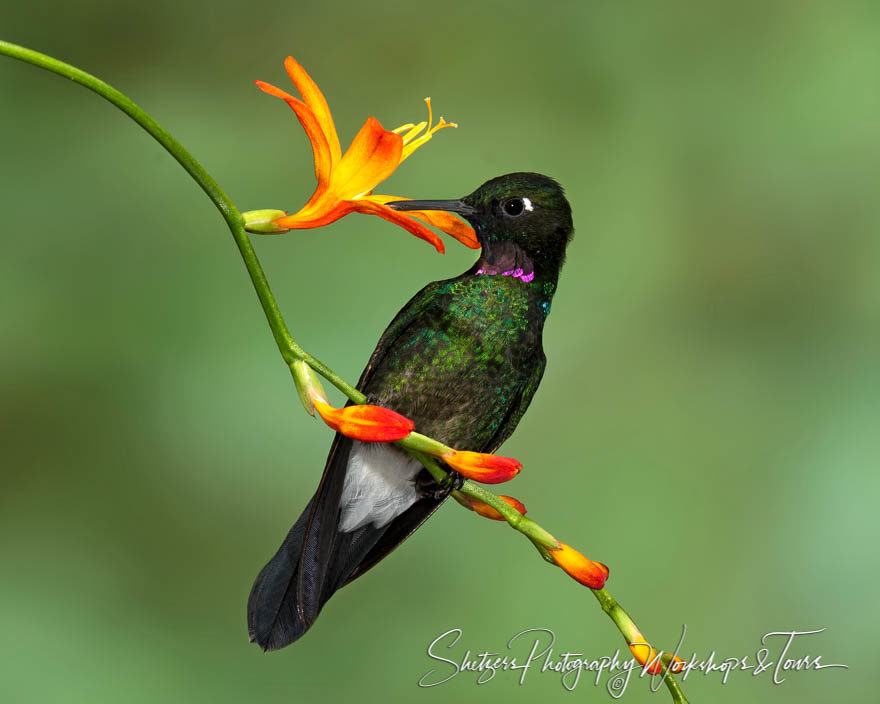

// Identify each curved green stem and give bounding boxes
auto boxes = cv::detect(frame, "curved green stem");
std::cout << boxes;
[593,589,689,703]
[1,40,686,703]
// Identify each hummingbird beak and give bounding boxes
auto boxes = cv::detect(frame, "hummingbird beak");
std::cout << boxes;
[386,199,476,216]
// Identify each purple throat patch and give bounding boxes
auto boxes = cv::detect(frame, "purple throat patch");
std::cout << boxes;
[476,267,535,283]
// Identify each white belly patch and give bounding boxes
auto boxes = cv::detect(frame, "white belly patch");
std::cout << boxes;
[338,441,421,532]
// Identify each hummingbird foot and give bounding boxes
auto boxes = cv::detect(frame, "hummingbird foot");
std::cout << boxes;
[414,469,462,500]
[440,469,465,493]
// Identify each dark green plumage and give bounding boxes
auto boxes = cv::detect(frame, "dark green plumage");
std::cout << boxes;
[248,172,574,650]
[363,273,545,450]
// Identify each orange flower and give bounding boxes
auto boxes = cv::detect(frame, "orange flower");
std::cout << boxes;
[454,493,527,521]
[626,629,686,675]
[254,57,479,253]
[549,542,609,589]
[313,398,414,442]
[473,495,526,520]
[443,450,522,483]
[668,655,687,674]
[628,631,663,675]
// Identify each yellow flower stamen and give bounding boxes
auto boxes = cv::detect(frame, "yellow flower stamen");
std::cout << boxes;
[395,97,458,163]
[398,121,428,145]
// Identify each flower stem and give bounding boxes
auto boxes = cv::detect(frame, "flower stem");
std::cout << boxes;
[592,589,690,703]
[0,40,687,703]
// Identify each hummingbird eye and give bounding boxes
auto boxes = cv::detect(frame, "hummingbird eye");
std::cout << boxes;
[502,197,526,217]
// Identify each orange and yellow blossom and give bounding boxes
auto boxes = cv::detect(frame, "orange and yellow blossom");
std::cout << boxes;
[549,542,609,589]
[254,57,478,253]
[626,627,687,675]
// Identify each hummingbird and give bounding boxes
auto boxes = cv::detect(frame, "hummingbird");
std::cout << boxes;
[247,172,574,651]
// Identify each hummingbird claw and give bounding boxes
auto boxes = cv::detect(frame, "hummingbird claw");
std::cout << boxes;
[414,468,462,500]
[364,393,384,406]
[440,470,465,493]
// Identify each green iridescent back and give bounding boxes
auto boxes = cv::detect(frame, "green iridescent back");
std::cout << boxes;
[359,272,548,452]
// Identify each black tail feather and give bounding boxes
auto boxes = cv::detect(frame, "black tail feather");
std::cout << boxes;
[247,435,447,651]
[247,498,314,649]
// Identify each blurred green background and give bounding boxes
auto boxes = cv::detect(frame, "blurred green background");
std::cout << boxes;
[2,1,878,702]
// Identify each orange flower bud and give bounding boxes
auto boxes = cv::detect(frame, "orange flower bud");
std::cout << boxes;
[474,495,526,520]
[455,493,526,521]
[313,399,414,442]
[442,450,521,483]
[628,630,663,674]
[549,542,609,589]
[667,655,687,674]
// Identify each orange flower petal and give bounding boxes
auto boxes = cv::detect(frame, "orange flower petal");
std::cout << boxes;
[442,450,521,483]
[283,56,342,163]
[351,200,445,252]
[255,79,332,195]
[549,542,609,589]
[407,209,480,249]
[275,199,354,229]
[470,495,527,521]
[332,117,402,199]
[369,195,479,249]
[313,399,415,442]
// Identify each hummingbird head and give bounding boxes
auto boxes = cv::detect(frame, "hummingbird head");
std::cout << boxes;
[388,172,574,278]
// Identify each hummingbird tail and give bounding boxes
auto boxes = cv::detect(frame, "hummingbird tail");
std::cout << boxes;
[247,497,315,649]
[247,435,446,651]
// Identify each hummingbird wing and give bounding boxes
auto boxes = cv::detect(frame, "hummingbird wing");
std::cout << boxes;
[482,351,546,452]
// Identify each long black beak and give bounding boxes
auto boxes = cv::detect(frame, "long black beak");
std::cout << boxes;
[386,199,476,216]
